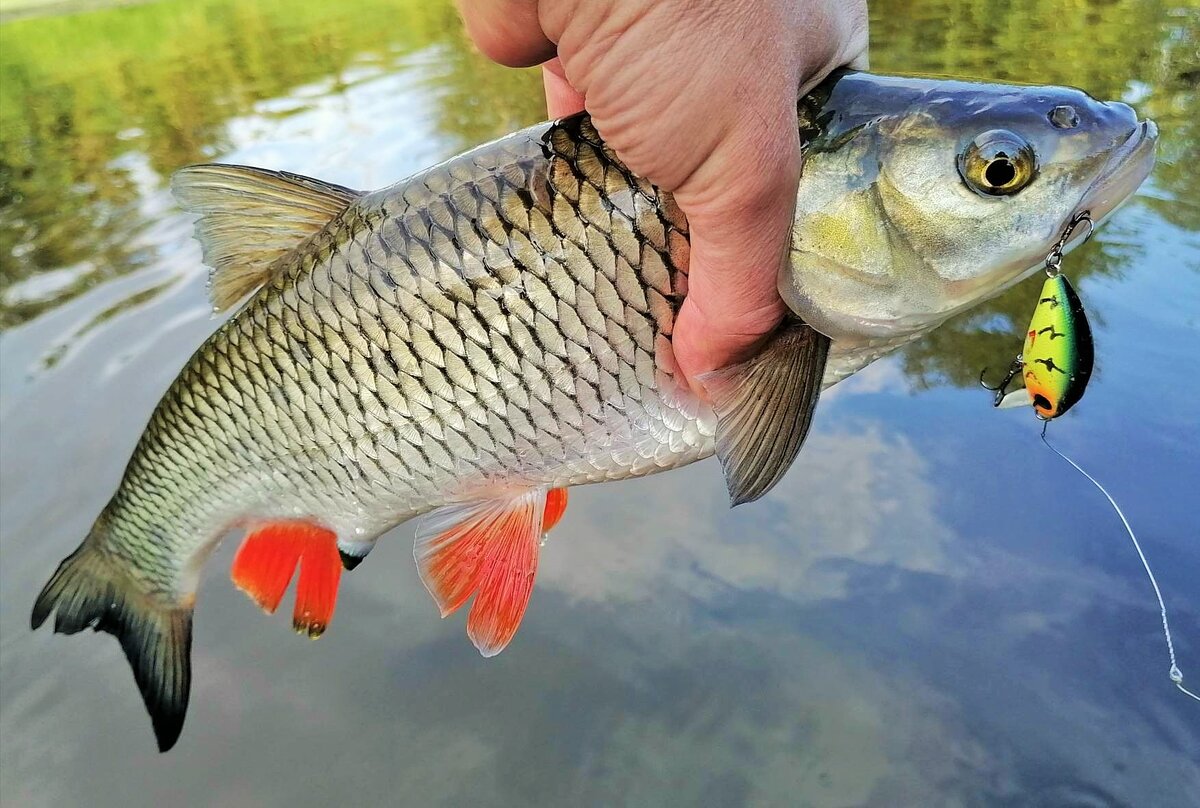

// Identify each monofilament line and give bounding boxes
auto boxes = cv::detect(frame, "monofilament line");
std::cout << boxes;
[1040,429,1200,702]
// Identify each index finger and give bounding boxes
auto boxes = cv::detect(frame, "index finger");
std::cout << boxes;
[669,114,802,386]
[455,0,554,67]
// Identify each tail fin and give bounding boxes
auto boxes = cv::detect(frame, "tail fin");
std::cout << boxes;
[31,542,193,752]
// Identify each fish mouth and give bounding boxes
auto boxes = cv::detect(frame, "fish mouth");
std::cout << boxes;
[1064,118,1158,249]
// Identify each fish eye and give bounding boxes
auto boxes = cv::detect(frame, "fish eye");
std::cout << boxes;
[958,130,1038,196]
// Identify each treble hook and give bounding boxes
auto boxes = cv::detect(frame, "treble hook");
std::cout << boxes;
[979,355,1024,406]
[1045,210,1094,276]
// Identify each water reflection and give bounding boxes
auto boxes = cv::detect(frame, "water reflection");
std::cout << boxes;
[0,0,537,327]
[1,1,1198,806]
[546,421,957,605]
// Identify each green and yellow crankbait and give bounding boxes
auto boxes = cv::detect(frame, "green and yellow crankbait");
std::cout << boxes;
[1021,272,1093,418]
[982,211,1094,419]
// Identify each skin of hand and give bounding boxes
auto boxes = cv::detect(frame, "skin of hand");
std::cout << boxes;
[456,0,869,396]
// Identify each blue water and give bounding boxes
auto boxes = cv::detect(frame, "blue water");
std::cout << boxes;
[1,1,1197,805]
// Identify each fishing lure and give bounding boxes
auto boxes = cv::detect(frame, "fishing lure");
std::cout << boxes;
[981,211,1094,420]
[982,211,1199,703]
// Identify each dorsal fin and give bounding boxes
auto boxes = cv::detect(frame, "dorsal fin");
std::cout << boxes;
[171,164,361,311]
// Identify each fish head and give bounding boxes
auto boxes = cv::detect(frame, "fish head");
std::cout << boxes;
[782,71,1157,355]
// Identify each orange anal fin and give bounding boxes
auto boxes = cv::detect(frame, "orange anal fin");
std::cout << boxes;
[230,522,341,638]
[415,489,553,656]
[292,531,341,638]
[231,529,302,614]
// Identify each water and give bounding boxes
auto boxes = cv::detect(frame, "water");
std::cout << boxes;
[1,0,1197,804]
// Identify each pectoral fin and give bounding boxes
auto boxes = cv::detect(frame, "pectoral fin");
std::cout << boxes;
[700,321,830,506]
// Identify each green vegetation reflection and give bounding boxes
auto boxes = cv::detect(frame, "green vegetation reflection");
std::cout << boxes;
[0,0,1195,393]
[0,0,542,327]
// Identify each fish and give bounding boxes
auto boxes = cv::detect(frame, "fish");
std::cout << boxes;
[31,69,1157,751]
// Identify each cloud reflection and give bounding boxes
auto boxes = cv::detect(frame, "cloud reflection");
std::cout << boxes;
[539,421,955,607]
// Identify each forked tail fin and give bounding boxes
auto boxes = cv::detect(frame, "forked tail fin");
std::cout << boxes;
[31,541,193,752]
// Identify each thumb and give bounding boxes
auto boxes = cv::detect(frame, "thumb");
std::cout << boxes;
[541,58,585,119]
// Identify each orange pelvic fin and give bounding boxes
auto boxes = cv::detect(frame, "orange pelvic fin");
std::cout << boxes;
[542,487,568,533]
[231,521,341,638]
[414,487,569,657]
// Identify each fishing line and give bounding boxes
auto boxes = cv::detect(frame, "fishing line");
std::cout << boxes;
[1039,424,1200,702]
[983,211,1195,702]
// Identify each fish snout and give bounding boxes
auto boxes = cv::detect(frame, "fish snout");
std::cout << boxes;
[1101,100,1139,128]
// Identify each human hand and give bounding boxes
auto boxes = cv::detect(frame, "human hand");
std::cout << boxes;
[457,0,868,395]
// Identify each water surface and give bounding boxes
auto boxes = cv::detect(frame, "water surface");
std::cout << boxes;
[1,1,1198,805]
